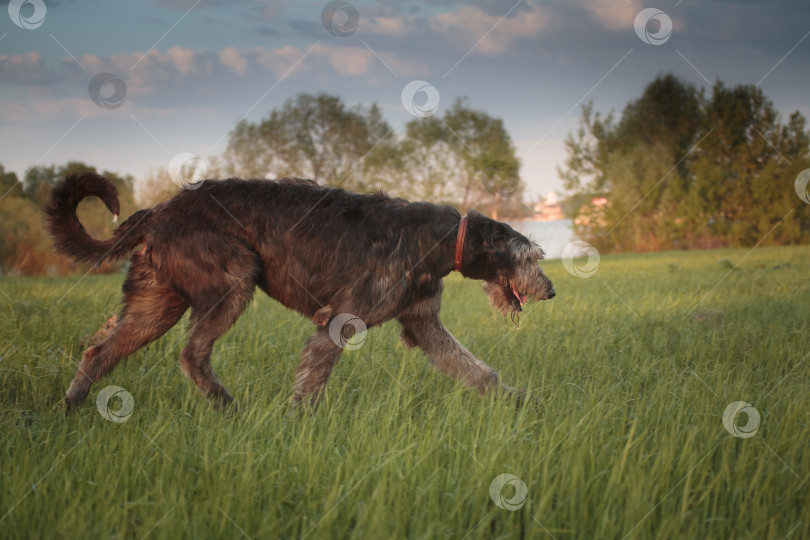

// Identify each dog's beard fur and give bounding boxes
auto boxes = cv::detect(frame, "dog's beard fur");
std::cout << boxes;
[482,241,553,325]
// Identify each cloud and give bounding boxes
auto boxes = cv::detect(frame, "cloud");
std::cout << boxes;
[153,0,249,9]
[363,14,412,36]
[252,44,311,75]
[428,3,548,55]
[219,47,248,75]
[0,43,402,123]
[167,46,196,75]
[0,52,49,83]
[355,1,552,57]
[319,46,374,76]
[582,0,643,31]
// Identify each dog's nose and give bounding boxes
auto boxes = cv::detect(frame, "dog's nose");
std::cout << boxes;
[545,287,556,300]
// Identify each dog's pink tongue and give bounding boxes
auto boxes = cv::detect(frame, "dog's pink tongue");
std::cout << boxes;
[512,286,527,305]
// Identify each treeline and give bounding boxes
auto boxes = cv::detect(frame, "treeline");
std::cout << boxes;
[225,94,526,215]
[560,74,810,252]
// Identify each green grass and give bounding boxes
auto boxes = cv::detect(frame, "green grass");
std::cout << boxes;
[1,246,808,539]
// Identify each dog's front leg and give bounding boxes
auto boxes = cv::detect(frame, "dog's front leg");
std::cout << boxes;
[399,313,503,395]
[290,326,343,409]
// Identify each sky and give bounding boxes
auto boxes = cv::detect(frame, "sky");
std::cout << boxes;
[1,0,809,201]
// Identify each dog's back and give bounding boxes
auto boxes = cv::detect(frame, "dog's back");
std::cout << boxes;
[142,178,459,321]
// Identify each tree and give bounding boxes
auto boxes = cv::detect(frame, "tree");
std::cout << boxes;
[397,115,462,201]
[0,194,60,275]
[442,98,522,216]
[225,93,396,191]
[397,99,524,216]
[560,75,700,200]
[684,83,808,247]
[615,73,702,165]
[22,164,59,207]
[598,143,679,251]
[560,74,810,251]
[136,166,179,207]
[0,164,20,197]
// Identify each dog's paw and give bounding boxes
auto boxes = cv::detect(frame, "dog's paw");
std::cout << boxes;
[210,391,239,415]
[64,385,90,415]
[222,401,240,417]
[63,396,84,416]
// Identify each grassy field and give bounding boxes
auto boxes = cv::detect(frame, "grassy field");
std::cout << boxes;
[0,245,808,539]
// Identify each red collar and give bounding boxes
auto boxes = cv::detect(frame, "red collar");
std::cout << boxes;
[454,216,467,272]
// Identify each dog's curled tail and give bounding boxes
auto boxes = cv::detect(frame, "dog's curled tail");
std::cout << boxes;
[45,171,150,265]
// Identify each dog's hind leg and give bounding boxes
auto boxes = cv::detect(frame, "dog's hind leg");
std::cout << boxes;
[398,294,502,396]
[65,256,188,410]
[290,326,343,409]
[179,276,255,411]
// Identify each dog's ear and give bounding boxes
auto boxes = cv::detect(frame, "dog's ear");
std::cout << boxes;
[466,210,500,253]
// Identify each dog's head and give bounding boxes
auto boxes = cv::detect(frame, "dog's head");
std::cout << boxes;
[460,210,555,322]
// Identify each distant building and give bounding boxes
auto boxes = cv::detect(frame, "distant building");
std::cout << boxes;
[532,191,564,221]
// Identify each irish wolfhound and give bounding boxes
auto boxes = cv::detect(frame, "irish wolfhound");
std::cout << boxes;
[46,172,555,411]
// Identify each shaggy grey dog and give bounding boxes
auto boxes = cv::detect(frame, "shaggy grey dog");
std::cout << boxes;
[46,172,555,411]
